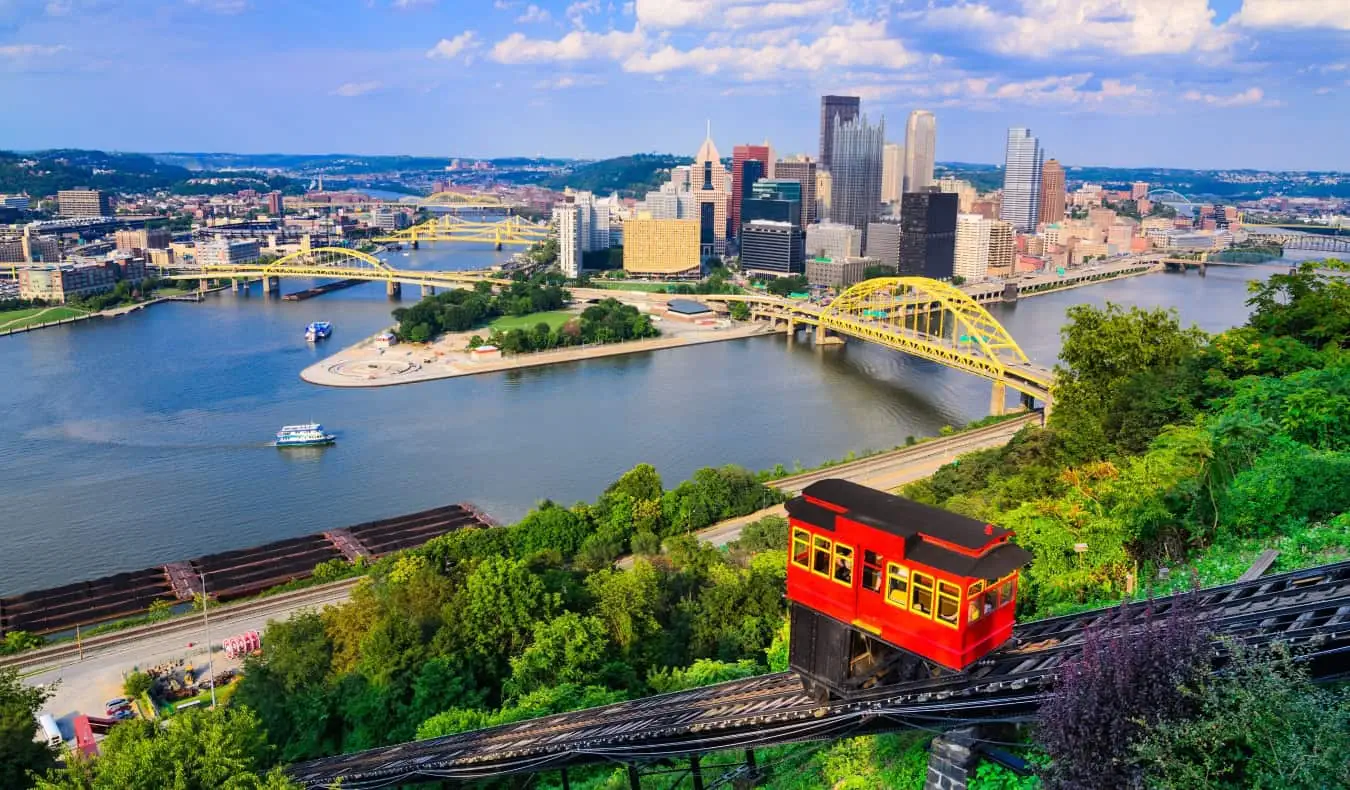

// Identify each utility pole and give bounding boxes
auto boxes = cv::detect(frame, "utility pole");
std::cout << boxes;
[199,571,217,708]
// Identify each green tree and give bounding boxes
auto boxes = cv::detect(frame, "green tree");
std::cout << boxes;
[35,707,297,790]
[506,613,613,698]
[0,668,56,789]
[460,556,559,663]
[1245,260,1350,349]
[1134,644,1350,790]
[122,671,152,701]
[728,301,750,321]
[1049,303,1207,460]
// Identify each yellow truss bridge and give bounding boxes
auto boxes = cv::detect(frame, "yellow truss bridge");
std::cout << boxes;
[712,277,1054,412]
[419,191,509,209]
[167,247,505,296]
[375,216,551,249]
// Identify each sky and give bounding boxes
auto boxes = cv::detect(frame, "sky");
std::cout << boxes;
[2,0,1349,170]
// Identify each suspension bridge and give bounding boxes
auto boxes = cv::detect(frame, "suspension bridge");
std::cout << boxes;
[374,215,552,249]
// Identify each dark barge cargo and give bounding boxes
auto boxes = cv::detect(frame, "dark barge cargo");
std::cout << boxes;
[0,502,491,636]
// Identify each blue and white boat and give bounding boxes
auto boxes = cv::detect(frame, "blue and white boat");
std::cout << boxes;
[305,321,332,342]
[275,423,336,448]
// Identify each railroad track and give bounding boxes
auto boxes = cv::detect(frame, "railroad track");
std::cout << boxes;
[0,578,359,674]
[767,412,1041,496]
[288,559,1350,789]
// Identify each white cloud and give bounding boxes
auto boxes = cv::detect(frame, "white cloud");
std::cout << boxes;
[921,0,1234,57]
[566,0,600,29]
[622,21,912,78]
[534,74,606,89]
[0,44,67,58]
[491,28,646,63]
[44,0,71,15]
[331,80,382,97]
[393,0,436,7]
[634,0,845,30]
[515,3,550,23]
[1315,86,1334,95]
[1182,86,1266,106]
[1233,0,1350,31]
[186,0,249,13]
[426,31,481,61]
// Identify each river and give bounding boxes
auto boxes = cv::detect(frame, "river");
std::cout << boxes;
[0,252,1319,595]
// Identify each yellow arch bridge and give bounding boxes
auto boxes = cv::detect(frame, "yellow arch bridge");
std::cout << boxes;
[375,216,551,249]
[167,247,507,297]
[710,277,1054,412]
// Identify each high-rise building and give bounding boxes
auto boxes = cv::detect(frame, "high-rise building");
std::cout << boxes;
[988,220,1014,278]
[937,177,976,213]
[735,159,765,236]
[881,143,904,206]
[266,191,284,216]
[829,113,885,248]
[902,110,936,194]
[623,215,700,277]
[194,239,260,267]
[1038,158,1066,226]
[899,191,958,280]
[774,158,818,226]
[731,144,771,234]
[864,220,902,273]
[1131,181,1150,201]
[805,221,862,260]
[999,128,1043,232]
[806,255,874,289]
[552,203,582,278]
[954,213,993,281]
[115,228,171,254]
[816,169,832,221]
[692,126,731,257]
[743,179,802,228]
[57,189,113,217]
[740,221,804,277]
[818,95,860,173]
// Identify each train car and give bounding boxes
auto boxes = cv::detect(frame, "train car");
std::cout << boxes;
[785,479,1034,701]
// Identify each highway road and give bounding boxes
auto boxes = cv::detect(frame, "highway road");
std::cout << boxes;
[15,581,357,739]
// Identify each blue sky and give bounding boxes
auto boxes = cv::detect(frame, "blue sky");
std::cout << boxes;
[2,0,1348,170]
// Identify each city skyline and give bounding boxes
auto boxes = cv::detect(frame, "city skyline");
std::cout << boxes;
[2,1,1348,171]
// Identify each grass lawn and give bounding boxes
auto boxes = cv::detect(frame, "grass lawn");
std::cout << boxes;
[489,310,575,332]
[0,306,89,331]
[589,281,672,293]
[153,287,191,297]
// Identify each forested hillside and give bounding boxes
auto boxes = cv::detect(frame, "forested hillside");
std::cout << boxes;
[540,154,686,197]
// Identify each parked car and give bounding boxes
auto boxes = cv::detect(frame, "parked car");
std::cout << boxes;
[111,707,136,721]
[104,698,130,715]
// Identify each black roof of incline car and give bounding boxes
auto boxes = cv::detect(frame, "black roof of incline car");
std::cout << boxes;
[789,479,1033,580]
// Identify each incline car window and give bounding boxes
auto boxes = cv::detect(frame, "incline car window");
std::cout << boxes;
[936,581,960,626]
[886,563,910,609]
[833,544,854,586]
[862,550,883,593]
[911,571,935,616]
[791,528,810,568]
[812,535,832,575]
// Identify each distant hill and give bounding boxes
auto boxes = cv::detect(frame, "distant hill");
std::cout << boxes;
[0,149,299,198]
[540,154,687,197]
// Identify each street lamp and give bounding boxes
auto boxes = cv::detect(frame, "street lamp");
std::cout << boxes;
[199,571,217,708]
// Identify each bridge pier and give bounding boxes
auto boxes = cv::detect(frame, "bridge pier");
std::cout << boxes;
[230,278,240,293]
[990,381,1007,416]
[386,281,402,299]
[411,240,419,250]
[421,284,436,298]
[814,326,844,346]
[261,276,278,295]
[198,278,209,292]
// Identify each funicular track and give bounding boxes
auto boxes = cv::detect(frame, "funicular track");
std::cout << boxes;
[289,559,1350,788]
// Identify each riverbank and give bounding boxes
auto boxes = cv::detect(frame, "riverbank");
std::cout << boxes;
[301,318,778,387]
[0,284,228,337]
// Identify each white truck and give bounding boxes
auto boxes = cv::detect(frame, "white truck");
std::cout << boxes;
[37,713,63,748]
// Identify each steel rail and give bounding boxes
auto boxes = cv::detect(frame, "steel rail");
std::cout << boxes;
[288,559,1350,788]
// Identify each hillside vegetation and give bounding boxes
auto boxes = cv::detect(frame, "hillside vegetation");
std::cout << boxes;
[19,261,1350,790]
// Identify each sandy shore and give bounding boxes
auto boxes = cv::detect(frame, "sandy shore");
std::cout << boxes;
[300,319,779,388]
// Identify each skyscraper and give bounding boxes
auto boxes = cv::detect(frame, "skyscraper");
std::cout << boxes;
[818,95,860,173]
[899,190,958,280]
[693,125,731,257]
[999,128,1043,232]
[552,202,582,278]
[731,143,771,235]
[903,110,936,194]
[881,143,904,206]
[774,158,818,226]
[1038,158,1066,226]
[829,113,885,248]
[954,213,993,281]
